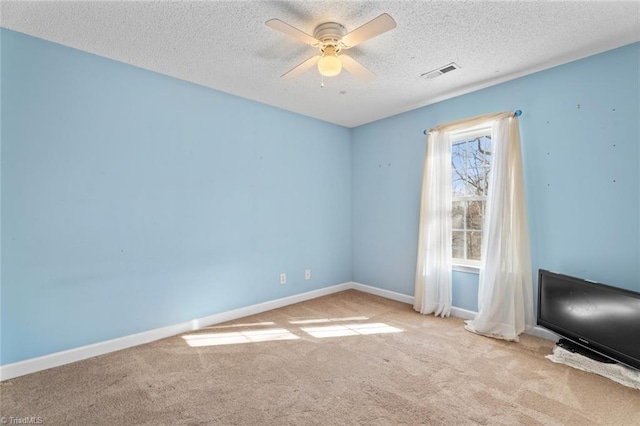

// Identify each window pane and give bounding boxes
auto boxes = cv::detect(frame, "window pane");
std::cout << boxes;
[482,166,491,195]
[467,231,482,260]
[480,136,491,195]
[450,128,491,263]
[467,200,484,230]
[480,136,492,162]
[452,202,465,230]
[451,142,466,197]
[452,231,464,259]
[467,165,485,196]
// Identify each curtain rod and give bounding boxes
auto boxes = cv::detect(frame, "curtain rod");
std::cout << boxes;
[422,110,522,135]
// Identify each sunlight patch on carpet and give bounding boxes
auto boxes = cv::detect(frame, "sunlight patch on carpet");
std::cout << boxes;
[182,328,299,347]
[301,322,403,338]
[288,316,369,325]
[202,321,276,330]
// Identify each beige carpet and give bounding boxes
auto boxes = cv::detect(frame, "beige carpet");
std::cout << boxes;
[1,290,639,425]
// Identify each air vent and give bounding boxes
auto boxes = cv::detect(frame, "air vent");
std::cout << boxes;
[421,62,460,79]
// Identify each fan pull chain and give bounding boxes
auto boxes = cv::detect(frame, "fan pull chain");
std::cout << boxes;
[320,75,324,88]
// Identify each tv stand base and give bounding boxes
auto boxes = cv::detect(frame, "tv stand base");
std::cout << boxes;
[556,338,615,364]
[546,344,640,390]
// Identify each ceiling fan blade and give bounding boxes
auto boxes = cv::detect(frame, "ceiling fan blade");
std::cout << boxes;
[340,54,376,82]
[281,55,321,79]
[266,18,319,46]
[341,13,397,48]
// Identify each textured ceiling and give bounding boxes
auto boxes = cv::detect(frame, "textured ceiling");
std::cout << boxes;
[2,1,639,128]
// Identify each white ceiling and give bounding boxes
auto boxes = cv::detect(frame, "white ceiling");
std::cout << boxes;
[2,1,639,128]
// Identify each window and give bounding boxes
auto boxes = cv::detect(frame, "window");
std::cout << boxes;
[451,126,492,267]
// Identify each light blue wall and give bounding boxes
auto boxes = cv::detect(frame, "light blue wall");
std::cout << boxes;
[1,29,352,365]
[2,28,638,366]
[352,43,640,311]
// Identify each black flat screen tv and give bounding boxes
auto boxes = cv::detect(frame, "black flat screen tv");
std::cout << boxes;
[537,269,640,371]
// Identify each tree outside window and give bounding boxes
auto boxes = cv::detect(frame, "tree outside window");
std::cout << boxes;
[451,128,491,265]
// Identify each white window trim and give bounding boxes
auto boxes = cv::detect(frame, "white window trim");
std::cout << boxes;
[451,125,492,270]
[453,263,481,274]
[450,125,493,141]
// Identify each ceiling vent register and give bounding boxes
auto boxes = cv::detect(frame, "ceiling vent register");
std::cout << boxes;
[422,62,460,79]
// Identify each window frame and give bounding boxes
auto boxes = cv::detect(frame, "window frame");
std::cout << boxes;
[450,125,493,271]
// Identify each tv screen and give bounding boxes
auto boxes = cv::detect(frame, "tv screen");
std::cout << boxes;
[538,269,640,370]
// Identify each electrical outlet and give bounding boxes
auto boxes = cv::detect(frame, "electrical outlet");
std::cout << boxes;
[305,269,311,280]
[280,273,286,284]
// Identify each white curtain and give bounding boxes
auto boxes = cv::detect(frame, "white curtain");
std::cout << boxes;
[415,112,533,338]
[413,130,452,317]
[415,112,511,317]
[465,114,534,341]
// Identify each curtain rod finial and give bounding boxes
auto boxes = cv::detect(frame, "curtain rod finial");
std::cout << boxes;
[514,110,522,117]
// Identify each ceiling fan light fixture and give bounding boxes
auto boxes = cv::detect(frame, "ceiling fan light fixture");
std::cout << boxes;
[317,53,342,77]
[266,13,396,81]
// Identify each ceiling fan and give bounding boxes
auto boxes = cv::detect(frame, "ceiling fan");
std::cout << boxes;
[265,13,396,82]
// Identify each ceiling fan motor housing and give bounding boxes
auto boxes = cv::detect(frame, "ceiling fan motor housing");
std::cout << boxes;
[313,22,346,49]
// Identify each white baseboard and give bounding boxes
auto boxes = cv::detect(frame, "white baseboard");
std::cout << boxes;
[351,282,415,304]
[1,281,557,381]
[450,306,476,320]
[351,282,476,320]
[528,326,559,342]
[351,282,557,342]
[0,282,351,381]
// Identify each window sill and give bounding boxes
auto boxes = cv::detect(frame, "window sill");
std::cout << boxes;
[453,264,481,274]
